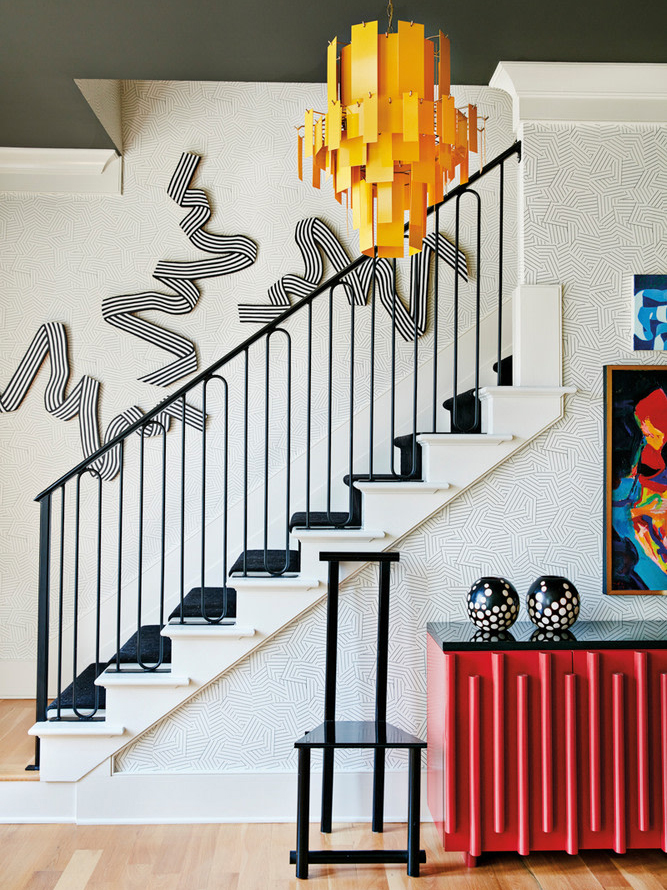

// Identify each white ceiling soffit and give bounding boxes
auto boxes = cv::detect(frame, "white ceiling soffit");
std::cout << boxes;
[0,147,122,194]
[490,61,667,131]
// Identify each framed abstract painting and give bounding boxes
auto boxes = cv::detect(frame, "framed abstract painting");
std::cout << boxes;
[605,365,667,594]
[633,274,667,350]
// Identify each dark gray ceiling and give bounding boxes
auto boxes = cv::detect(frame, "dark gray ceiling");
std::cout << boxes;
[1,0,665,149]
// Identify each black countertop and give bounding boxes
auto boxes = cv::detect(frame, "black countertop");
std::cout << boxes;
[427,620,667,651]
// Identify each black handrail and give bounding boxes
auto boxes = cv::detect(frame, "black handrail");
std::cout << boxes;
[31,141,521,750]
[35,141,521,502]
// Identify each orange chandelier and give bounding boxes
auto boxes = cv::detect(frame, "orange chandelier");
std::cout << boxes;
[299,19,479,258]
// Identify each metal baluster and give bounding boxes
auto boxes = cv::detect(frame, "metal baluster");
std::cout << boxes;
[93,470,103,709]
[201,382,208,622]
[264,329,292,574]
[452,195,461,432]
[410,253,419,476]
[497,162,505,385]
[368,250,377,480]
[347,284,355,523]
[115,442,124,664]
[243,350,249,576]
[29,493,52,768]
[179,395,186,623]
[305,301,313,527]
[56,488,65,714]
[326,287,336,525]
[432,206,440,431]
[136,426,146,674]
[390,259,398,475]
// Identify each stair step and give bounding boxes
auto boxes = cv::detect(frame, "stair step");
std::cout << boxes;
[168,587,237,622]
[289,511,360,531]
[354,481,449,494]
[229,549,301,576]
[493,355,513,385]
[47,662,109,713]
[293,528,385,543]
[115,626,172,666]
[97,670,190,688]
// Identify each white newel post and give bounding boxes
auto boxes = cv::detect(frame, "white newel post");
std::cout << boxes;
[512,285,563,387]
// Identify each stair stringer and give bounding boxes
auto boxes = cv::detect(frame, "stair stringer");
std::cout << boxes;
[30,384,574,784]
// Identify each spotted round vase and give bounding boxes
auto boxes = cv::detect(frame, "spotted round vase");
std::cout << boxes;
[466,576,520,631]
[526,576,580,630]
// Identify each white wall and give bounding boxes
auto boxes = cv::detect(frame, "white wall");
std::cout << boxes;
[0,81,513,696]
[114,114,667,776]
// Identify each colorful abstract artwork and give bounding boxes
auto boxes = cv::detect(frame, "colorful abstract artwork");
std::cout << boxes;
[605,365,667,594]
[633,275,667,350]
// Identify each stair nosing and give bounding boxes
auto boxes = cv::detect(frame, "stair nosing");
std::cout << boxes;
[161,624,256,639]
[417,433,513,445]
[353,481,449,493]
[95,672,190,688]
[29,721,125,738]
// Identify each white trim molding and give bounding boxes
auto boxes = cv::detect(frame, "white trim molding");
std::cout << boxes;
[490,62,667,131]
[0,147,122,194]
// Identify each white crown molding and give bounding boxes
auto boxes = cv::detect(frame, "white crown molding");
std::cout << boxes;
[0,147,122,194]
[490,62,667,131]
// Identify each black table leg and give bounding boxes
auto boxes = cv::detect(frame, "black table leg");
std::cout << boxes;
[296,747,311,878]
[321,748,334,833]
[407,747,421,877]
[372,747,385,832]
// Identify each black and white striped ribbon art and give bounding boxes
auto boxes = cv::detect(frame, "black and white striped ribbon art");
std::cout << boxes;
[0,322,202,481]
[103,152,258,388]
[238,217,468,339]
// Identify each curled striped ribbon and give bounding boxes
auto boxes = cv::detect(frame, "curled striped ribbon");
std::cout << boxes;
[238,217,468,339]
[104,152,258,388]
[0,322,202,481]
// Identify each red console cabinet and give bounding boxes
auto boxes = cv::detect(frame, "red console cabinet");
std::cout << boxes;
[427,621,667,865]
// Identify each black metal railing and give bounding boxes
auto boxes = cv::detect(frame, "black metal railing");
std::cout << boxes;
[30,142,520,765]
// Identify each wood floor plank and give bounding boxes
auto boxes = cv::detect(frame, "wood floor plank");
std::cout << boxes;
[52,850,103,890]
[0,699,39,780]
[1,822,666,889]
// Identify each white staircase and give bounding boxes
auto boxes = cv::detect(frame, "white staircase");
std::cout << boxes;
[6,284,576,813]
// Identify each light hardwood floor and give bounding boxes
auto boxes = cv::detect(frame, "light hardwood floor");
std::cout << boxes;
[1,703,666,888]
[1,822,667,890]
[0,699,38,780]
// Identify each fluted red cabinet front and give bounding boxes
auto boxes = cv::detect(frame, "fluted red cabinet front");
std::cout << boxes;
[426,635,667,863]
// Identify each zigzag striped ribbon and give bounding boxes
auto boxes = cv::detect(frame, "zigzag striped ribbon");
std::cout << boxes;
[238,217,468,339]
[0,322,202,481]
[103,152,257,388]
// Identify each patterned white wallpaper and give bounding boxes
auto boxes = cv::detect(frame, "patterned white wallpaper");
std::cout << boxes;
[0,80,513,682]
[115,118,667,774]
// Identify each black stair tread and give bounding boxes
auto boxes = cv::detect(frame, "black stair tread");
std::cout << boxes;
[342,472,420,485]
[289,512,360,530]
[168,587,237,621]
[116,625,172,665]
[492,355,513,385]
[442,388,477,411]
[229,549,301,575]
[47,662,109,712]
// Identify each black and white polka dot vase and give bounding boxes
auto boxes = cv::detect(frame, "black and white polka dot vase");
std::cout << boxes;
[526,576,580,630]
[466,577,520,631]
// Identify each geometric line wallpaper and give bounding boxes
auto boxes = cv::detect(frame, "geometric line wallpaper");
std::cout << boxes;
[116,117,667,774]
[0,80,513,671]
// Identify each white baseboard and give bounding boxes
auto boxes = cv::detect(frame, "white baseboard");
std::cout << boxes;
[0,764,434,825]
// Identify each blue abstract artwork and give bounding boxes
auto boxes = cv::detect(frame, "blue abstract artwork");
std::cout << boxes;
[634,274,667,350]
